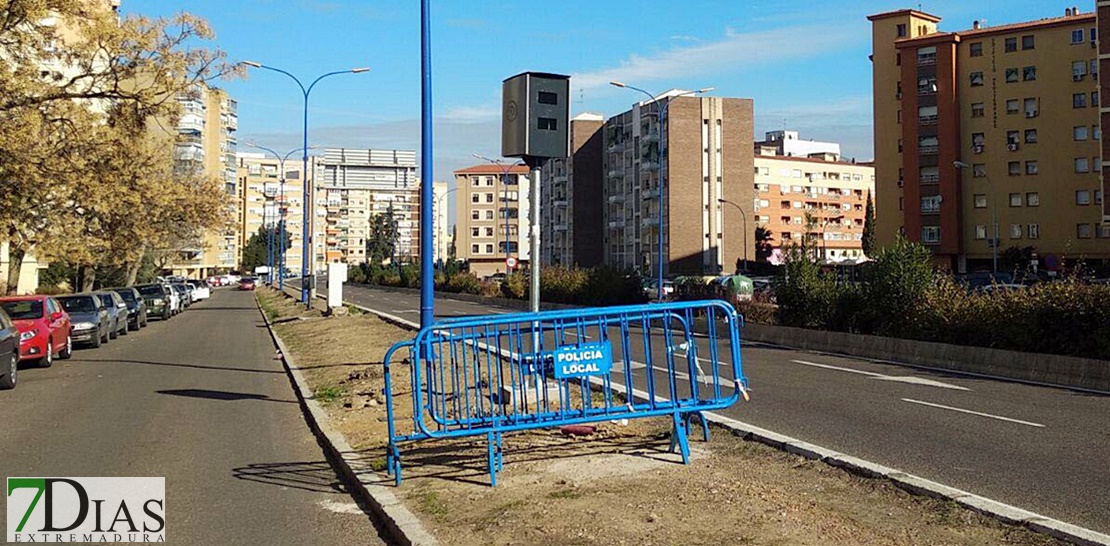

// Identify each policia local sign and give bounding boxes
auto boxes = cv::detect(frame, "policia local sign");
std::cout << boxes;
[7,478,165,543]
[550,342,613,379]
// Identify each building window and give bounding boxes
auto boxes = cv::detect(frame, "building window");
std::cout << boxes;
[1098,224,1110,238]
[471,193,480,203]
[471,176,481,187]
[1022,35,1035,50]
[974,194,987,208]
[975,225,987,239]
[1008,161,1021,175]
[1024,129,1037,143]
[1027,192,1039,206]
[1010,193,1023,207]
[485,210,494,219]
[1092,28,1099,42]
[1092,91,1100,107]
[1074,126,1089,140]
[1073,60,1088,80]
[971,102,985,117]
[921,226,940,244]
[972,132,985,147]
[1005,68,1019,83]
[471,210,480,220]
[1028,224,1040,239]
[471,227,479,237]
[1074,93,1087,108]
[973,163,986,177]
[485,227,494,237]
[1075,158,1090,173]
[1024,98,1038,117]
[970,71,984,86]
[970,42,983,57]
[897,24,907,38]
[1072,29,1085,44]
[485,244,494,253]
[1004,37,1017,52]
[1091,60,1099,80]
[921,196,941,213]
[1023,66,1036,81]
[1010,224,1022,239]
[471,244,480,254]
[1095,126,1102,140]
[1077,224,1092,238]
[1097,190,1104,204]
[1025,161,1038,175]
[1076,190,1091,205]
[1006,130,1020,145]
[1005,99,1019,114]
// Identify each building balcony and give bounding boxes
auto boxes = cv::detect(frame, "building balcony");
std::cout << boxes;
[175,143,205,162]
[608,195,625,204]
[553,174,568,184]
[608,219,625,229]
[553,199,568,207]
[919,115,938,126]
[642,131,659,143]
[554,224,568,232]
[920,174,940,184]
[177,113,205,133]
[639,161,659,171]
[607,167,625,178]
[607,140,625,152]
[918,145,939,155]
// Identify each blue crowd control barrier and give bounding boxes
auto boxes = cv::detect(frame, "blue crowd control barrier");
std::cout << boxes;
[382,300,748,486]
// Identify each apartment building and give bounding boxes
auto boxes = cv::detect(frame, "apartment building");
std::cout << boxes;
[235,153,316,275]
[316,148,419,267]
[540,113,606,268]
[454,164,532,278]
[754,140,875,263]
[432,181,451,264]
[1099,1,1110,223]
[168,84,239,278]
[870,7,1109,273]
[602,93,754,276]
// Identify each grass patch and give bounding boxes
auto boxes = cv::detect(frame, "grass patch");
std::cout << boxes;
[416,490,449,519]
[368,457,388,472]
[547,489,582,500]
[313,385,346,403]
[346,304,364,316]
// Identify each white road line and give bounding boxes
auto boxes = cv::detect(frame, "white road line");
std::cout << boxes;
[902,398,1045,428]
[389,309,419,314]
[791,360,969,391]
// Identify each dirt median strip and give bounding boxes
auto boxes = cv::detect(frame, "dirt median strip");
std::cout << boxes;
[257,288,1092,546]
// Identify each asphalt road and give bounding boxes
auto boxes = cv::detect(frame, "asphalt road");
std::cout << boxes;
[330,281,1110,535]
[0,288,388,545]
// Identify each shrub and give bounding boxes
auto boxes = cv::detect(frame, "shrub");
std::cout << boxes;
[500,272,527,299]
[540,266,589,303]
[444,272,482,294]
[775,247,839,329]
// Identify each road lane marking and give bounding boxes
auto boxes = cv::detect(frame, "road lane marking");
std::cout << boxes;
[791,360,969,391]
[902,398,1045,428]
[389,309,419,314]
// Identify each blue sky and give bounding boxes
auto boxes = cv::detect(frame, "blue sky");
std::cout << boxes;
[125,0,1079,184]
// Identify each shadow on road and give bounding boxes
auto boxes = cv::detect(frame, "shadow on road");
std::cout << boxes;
[231,460,348,493]
[75,358,285,375]
[156,388,297,403]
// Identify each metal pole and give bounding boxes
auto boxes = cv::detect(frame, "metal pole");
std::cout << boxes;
[266,198,273,285]
[301,92,311,308]
[657,99,668,299]
[529,164,541,314]
[419,0,434,328]
[276,160,285,288]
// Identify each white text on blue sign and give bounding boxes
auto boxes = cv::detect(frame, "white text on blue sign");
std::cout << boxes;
[552,342,613,379]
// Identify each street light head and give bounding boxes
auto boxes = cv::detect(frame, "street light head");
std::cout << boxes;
[717,198,727,203]
[350,67,371,74]
[954,160,971,169]
[609,81,627,88]
[241,61,262,68]
[696,87,716,94]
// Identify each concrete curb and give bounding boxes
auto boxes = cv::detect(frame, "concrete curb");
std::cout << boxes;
[255,293,438,546]
[340,293,1109,546]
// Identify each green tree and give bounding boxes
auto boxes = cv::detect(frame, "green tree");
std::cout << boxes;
[367,205,398,265]
[754,225,773,262]
[862,235,934,335]
[862,190,877,258]
[240,222,292,273]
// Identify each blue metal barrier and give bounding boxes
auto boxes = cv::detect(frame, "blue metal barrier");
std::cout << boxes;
[382,299,748,486]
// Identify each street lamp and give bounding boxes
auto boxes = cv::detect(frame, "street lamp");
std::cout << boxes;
[434,186,459,266]
[473,154,525,272]
[243,61,369,309]
[954,160,997,274]
[610,81,714,299]
[717,198,749,274]
[246,142,316,289]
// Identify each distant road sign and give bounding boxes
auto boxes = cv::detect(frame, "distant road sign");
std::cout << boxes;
[506,256,518,269]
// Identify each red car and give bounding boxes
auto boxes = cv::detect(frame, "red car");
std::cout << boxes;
[239,277,257,291]
[0,296,73,368]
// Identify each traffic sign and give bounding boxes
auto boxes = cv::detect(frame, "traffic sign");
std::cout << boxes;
[506,256,518,269]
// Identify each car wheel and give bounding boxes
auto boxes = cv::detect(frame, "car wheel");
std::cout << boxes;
[120,321,129,335]
[163,309,170,320]
[109,321,118,339]
[100,325,109,345]
[39,341,53,368]
[0,353,15,390]
[59,335,72,359]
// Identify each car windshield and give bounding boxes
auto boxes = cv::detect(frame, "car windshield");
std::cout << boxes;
[136,285,163,296]
[59,296,96,313]
[0,300,43,320]
[97,294,115,307]
[114,290,136,302]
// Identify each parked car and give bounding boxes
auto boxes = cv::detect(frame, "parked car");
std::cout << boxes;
[0,307,20,390]
[206,275,224,287]
[95,291,128,339]
[57,294,110,348]
[0,296,72,368]
[135,283,173,320]
[239,277,257,291]
[171,283,192,309]
[187,279,210,301]
[110,287,148,330]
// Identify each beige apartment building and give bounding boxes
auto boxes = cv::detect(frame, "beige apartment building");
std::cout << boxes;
[454,164,532,278]
[168,83,239,277]
[316,149,419,268]
[754,138,875,263]
[235,153,315,275]
[432,181,451,264]
[870,7,1109,273]
[540,113,606,268]
[602,93,754,276]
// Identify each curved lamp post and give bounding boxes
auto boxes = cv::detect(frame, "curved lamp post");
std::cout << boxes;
[610,82,713,298]
[434,186,458,266]
[242,61,369,309]
[245,142,316,288]
[717,198,749,274]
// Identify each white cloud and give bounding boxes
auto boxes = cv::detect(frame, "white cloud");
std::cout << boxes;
[572,24,864,92]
